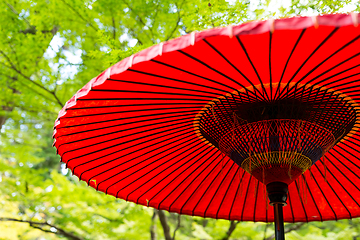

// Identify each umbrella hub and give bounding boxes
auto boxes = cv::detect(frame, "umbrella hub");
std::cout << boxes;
[220,119,334,185]
[266,182,288,206]
[195,83,357,185]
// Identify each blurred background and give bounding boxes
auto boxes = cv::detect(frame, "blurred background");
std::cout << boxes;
[0,0,360,239]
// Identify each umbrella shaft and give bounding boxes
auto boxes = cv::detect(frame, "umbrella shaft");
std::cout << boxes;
[274,203,285,240]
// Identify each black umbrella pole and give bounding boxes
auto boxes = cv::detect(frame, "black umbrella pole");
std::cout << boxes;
[266,182,289,240]
[274,203,285,240]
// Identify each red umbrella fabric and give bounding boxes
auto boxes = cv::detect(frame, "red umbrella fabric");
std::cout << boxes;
[54,13,360,223]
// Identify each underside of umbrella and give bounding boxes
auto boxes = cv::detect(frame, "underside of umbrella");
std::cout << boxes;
[54,13,360,225]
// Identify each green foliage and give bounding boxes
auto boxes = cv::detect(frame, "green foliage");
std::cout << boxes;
[0,0,359,239]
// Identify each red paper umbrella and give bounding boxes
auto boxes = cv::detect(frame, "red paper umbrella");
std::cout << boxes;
[54,13,360,239]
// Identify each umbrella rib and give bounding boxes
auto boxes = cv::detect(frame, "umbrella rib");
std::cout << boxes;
[202,38,264,100]
[56,115,193,139]
[346,134,360,145]
[236,36,270,101]
[59,106,201,119]
[56,109,199,129]
[97,135,202,193]
[74,130,196,178]
[300,54,360,88]
[331,76,360,90]
[334,144,360,172]
[64,97,210,102]
[90,88,216,99]
[72,132,197,181]
[274,29,306,100]
[107,137,205,197]
[149,60,258,100]
[107,78,222,96]
[336,82,360,93]
[266,187,268,223]
[306,65,360,92]
[158,149,222,211]
[143,145,217,202]
[91,137,200,190]
[62,124,193,162]
[294,180,309,222]
[64,124,195,167]
[281,83,355,142]
[177,49,259,99]
[129,67,233,94]
[287,189,295,223]
[314,163,352,218]
[240,175,253,221]
[326,151,360,207]
[59,119,192,151]
[286,31,360,92]
[328,148,360,179]
[77,136,197,181]
[70,101,206,109]
[215,167,239,219]
[177,153,225,214]
[302,173,324,221]
[58,117,195,144]
[199,115,223,146]
[228,170,246,220]
[278,27,339,99]
[56,113,195,138]
[309,166,338,220]
[253,180,260,222]
[128,64,256,98]
[124,141,216,203]
[324,156,357,213]
[209,99,235,139]
[131,145,219,203]
[67,126,195,164]
[169,151,222,212]
[58,105,203,125]
[223,95,239,127]
[342,90,360,96]
[203,161,236,218]
[309,89,340,137]
[201,104,238,145]
[80,131,198,187]
[190,157,233,217]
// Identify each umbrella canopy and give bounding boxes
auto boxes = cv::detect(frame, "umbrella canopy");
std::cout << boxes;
[54,13,360,223]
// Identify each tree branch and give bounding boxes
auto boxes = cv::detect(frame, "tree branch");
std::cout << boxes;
[4,1,31,26]
[221,221,240,240]
[165,3,182,41]
[4,2,58,35]
[265,222,306,240]
[202,219,208,227]
[157,210,173,240]
[16,77,60,104]
[59,0,98,31]
[122,0,147,26]
[112,17,116,40]
[263,223,270,240]
[20,26,59,35]
[93,213,122,222]
[172,214,181,240]
[166,15,181,41]
[149,1,160,38]
[0,50,63,107]
[150,209,158,240]
[121,0,155,43]
[127,29,144,45]
[0,217,85,240]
